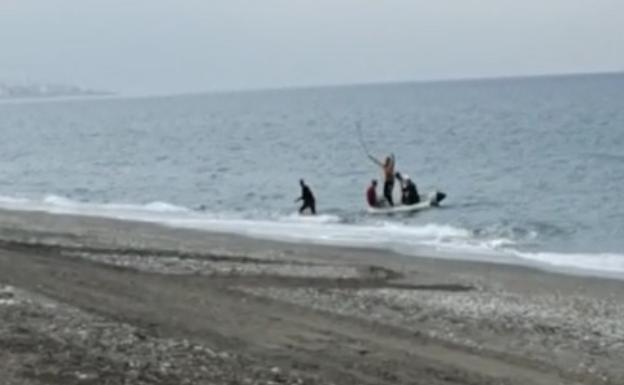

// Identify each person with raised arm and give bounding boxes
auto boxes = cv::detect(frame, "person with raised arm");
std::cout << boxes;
[368,153,396,206]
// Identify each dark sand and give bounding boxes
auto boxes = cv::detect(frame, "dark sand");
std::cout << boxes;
[0,208,623,385]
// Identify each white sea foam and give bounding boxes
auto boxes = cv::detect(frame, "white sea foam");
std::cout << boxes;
[511,251,624,275]
[0,194,622,278]
[278,212,343,224]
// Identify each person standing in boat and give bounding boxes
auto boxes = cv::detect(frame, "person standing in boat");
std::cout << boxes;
[295,179,316,215]
[368,153,396,206]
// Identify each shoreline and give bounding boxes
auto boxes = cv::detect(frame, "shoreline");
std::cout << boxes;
[0,203,622,282]
[1,208,624,384]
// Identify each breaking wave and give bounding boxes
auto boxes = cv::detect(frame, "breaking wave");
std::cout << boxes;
[0,194,622,278]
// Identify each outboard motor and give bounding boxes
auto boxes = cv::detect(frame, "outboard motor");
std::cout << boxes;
[431,191,446,206]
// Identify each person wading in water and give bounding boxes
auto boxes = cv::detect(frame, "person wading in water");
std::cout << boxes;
[295,179,316,215]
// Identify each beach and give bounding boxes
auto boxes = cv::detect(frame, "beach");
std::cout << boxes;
[0,208,622,385]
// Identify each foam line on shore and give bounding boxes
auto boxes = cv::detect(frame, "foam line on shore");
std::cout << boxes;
[0,194,623,278]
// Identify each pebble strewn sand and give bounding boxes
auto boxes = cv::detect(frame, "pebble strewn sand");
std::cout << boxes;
[65,251,361,279]
[0,285,319,385]
[0,285,18,306]
[243,286,624,383]
[2,209,624,385]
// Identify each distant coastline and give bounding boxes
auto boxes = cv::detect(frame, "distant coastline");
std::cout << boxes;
[0,82,114,100]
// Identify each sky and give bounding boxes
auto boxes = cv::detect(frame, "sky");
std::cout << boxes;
[1,0,623,95]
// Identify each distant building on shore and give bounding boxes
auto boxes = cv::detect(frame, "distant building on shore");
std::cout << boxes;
[0,82,113,99]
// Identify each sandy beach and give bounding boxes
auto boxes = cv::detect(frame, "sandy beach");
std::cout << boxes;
[0,208,623,385]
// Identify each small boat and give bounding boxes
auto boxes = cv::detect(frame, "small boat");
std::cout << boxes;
[367,191,446,215]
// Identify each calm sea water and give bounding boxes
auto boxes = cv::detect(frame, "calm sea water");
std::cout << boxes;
[1,74,623,274]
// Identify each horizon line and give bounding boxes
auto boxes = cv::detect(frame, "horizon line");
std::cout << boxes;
[131,69,624,100]
[4,69,622,104]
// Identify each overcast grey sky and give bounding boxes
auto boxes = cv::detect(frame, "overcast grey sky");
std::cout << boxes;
[1,0,622,95]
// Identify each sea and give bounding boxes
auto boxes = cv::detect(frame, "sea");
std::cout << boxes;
[1,73,623,277]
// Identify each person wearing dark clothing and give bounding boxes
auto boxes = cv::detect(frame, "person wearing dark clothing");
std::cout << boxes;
[366,179,380,207]
[295,179,316,215]
[401,177,420,205]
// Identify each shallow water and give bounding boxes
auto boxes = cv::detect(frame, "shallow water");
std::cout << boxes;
[1,73,623,274]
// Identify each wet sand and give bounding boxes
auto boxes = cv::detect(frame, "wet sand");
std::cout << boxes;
[0,208,623,385]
